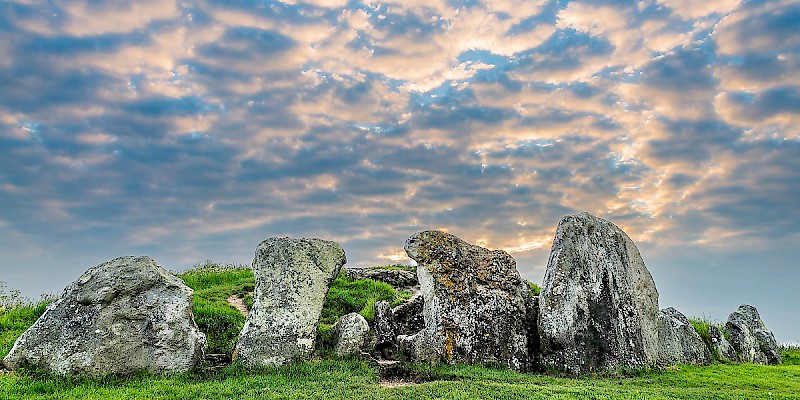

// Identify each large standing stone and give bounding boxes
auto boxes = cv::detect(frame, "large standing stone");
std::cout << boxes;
[709,325,738,362]
[332,313,369,356]
[538,212,660,374]
[402,231,530,371]
[2,256,206,376]
[234,237,346,367]
[725,304,781,364]
[656,307,711,365]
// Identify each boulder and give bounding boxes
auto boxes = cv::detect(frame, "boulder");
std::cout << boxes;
[725,304,781,364]
[538,212,660,374]
[234,237,346,367]
[656,308,711,365]
[332,313,369,356]
[373,294,425,358]
[709,325,738,363]
[402,231,530,370]
[343,266,418,288]
[2,256,206,375]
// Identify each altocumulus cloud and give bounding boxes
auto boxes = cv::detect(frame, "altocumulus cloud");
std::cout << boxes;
[0,0,799,341]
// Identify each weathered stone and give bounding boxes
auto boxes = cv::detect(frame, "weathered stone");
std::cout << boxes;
[343,266,418,288]
[234,237,346,367]
[332,313,370,356]
[403,231,530,370]
[656,307,711,365]
[522,287,540,370]
[538,212,660,374]
[726,304,781,364]
[2,256,206,376]
[709,325,738,363]
[373,294,425,359]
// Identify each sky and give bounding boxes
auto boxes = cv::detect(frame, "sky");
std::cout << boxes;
[1,0,799,342]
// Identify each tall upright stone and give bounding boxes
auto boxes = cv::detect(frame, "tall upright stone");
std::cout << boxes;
[656,307,711,365]
[538,212,660,374]
[726,304,781,364]
[402,231,530,371]
[2,256,206,376]
[234,237,346,367]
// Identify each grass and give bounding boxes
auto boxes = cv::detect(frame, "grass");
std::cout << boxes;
[526,281,541,296]
[2,269,800,399]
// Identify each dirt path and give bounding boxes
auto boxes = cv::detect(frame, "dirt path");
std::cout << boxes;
[226,295,249,317]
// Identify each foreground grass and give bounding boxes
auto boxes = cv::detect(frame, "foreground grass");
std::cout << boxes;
[1,355,799,399]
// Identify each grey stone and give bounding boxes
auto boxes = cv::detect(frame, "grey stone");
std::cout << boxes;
[332,313,369,356]
[234,237,346,367]
[709,325,738,363]
[403,231,530,371]
[726,304,781,364]
[2,256,206,376]
[538,212,660,374]
[656,307,711,365]
[343,267,418,288]
[372,294,425,359]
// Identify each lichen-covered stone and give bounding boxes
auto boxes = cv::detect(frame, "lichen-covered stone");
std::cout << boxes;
[726,304,781,364]
[332,313,369,356]
[373,294,424,359]
[709,325,738,363]
[234,237,346,367]
[2,256,206,376]
[403,231,530,370]
[539,212,660,374]
[656,307,711,365]
[343,267,418,288]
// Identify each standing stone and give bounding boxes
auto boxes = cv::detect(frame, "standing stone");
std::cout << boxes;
[332,313,369,356]
[709,325,738,363]
[2,256,206,376]
[234,237,346,367]
[656,308,711,365]
[725,304,781,364]
[402,231,530,371]
[538,212,660,374]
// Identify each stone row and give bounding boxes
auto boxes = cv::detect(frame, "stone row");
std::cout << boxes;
[1,213,781,376]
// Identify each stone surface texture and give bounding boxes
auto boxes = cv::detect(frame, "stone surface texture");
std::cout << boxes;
[538,212,660,374]
[2,256,206,376]
[709,325,738,363]
[373,294,425,358]
[726,304,781,364]
[332,313,370,356]
[522,287,540,369]
[656,307,711,365]
[234,237,346,367]
[343,267,418,288]
[402,231,530,370]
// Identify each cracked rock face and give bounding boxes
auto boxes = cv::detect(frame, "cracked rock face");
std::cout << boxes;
[234,237,346,367]
[656,307,711,365]
[538,212,660,374]
[2,256,206,376]
[373,294,425,359]
[726,304,781,364]
[402,231,530,371]
[709,325,738,363]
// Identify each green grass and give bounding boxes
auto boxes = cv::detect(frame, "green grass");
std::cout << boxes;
[321,272,412,325]
[526,281,541,296]
[372,264,416,272]
[178,263,254,355]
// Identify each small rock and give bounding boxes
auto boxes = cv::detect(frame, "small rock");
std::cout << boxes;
[709,325,738,363]
[234,237,346,367]
[538,212,660,374]
[403,231,530,370]
[726,304,781,364]
[332,313,370,356]
[2,256,206,376]
[656,308,711,365]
